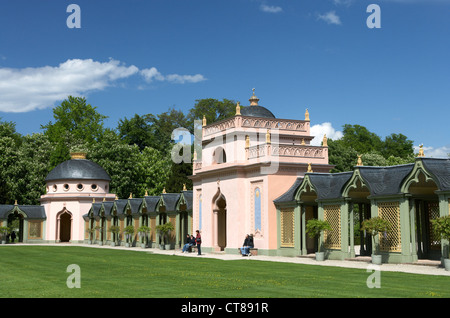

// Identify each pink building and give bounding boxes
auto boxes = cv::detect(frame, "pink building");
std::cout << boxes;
[40,152,116,243]
[190,91,333,255]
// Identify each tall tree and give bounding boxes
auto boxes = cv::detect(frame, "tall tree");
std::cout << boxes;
[41,96,108,168]
[186,98,236,132]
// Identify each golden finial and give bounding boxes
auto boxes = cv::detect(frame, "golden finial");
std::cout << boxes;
[162,188,166,194]
[14,200,18,206]
[417,144,425,157]
[115,194,119,200]
[92,198,96,203]
[357,155,363,166]
[305,109,310,121]
[129,193,133,199]
[266,129,271,144]
[202,115,207,127]
[245,135,250,148]
[103,197,106,202]
[235,102,241,115]
[307,163,313,173]
[70,152,87,159]
[249,88,259,106]
[183,184,187,191]
[193,149,197,161]
[145,190,148,196]
[322,134,328,147]
[301,138,305,145]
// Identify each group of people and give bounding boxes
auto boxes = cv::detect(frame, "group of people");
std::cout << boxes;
[181,230,202,255]
[181,231,254,256]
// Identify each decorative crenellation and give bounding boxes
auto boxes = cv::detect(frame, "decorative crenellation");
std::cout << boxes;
[241,117,307,131]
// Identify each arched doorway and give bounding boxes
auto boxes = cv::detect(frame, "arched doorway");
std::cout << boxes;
[57,210,72,242]
[212,186,227,251]
[7,212,24,243]
[405,170,440,260]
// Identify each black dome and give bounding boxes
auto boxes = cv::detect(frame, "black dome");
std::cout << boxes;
[45,159,111,182]
[241,105,276,118]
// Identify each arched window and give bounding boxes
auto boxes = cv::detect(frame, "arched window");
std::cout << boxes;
[212,147,226,164]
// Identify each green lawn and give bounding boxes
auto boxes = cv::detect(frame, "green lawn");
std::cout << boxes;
[0,246,449,298]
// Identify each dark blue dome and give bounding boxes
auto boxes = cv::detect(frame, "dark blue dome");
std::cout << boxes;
[45,159,111,182]
[241,105,276,118]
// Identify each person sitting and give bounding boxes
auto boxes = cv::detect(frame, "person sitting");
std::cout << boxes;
[181,234,192,253]
[240,234,254,256]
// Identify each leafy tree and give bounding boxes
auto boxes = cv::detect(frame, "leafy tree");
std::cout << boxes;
[381,133,414,159]
[117,113,157,151]
[41,96,108,168]
[340,124,383,155]
[186,98,236,132]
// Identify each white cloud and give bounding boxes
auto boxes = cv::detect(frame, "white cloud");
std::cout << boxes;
[0,59,206,113]
[310,122,343,146]
[333,0,354,6]
[414,145,450,158]
[141,67,206,84]
[317,11,342,25]
[260,4,283,13]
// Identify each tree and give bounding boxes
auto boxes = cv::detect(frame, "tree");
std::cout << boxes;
[41,96,108,168]
[340,124,383,154]
[381,133,414,159]
[42,96,108,143]
[117,113,157,151]
[186,98,236,132]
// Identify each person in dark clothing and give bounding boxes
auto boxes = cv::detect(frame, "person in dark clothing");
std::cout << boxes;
[195,230,202,255]
[240,234,254,256]
[181,234,191,253]
[10,231,16,243]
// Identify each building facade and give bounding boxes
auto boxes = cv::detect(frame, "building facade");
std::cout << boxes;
[190,91,333,255]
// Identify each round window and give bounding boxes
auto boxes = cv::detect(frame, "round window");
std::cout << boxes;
[76,183,84,191]
[91,184,98,191]
[53,184,57,192]
[63,184,69,191]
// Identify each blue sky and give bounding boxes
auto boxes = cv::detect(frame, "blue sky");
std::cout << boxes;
[0,0,449,157]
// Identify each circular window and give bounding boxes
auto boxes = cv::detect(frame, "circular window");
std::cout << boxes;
[91,184,98,192]
[76,183,84,191]
[53,185,57,192]
[63,184,69,191]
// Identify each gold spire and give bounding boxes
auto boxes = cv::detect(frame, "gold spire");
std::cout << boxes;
[301,138,305,145]
[266,129,271,144]
[322,134,328,147]
[115,194,119,200]
[249,88,259,106]
[70,152,87,159]
[129,193,133,199]
[305,109,310,121]
[92,198,96,203]
[183,183,187,191]
[245,135,250,148]
[202,115,207,127]
[417,144,425,157]
[162,188,166,194]
[357,155,363,166]
[14,200,18,206]
[145,190,148,196]
[235,102,241,115]
[307,163,313,173]
[193,149,197,161]
[103,197,106,202]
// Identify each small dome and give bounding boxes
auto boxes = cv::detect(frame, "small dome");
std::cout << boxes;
[241,105,276,118]
[45,154,111,182]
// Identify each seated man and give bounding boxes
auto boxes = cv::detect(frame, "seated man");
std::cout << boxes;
[182,234,194,253]
[240,234,254,256]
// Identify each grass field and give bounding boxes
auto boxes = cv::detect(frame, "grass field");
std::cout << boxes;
[1,246,449,298]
